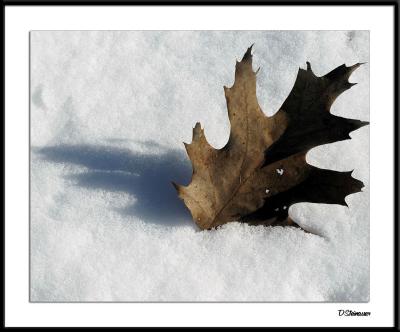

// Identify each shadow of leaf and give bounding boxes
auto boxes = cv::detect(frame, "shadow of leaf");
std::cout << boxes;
[35,142,193,227]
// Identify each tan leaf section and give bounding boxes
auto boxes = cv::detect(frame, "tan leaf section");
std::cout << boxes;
[173,46,368,231]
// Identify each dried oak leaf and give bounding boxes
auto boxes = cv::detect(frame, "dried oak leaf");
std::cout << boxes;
[173,46,368,231]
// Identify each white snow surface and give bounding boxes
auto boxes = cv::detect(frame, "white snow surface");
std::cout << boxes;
[30,31,369,302]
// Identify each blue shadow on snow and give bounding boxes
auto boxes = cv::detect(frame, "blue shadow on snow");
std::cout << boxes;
[35,142,193,227]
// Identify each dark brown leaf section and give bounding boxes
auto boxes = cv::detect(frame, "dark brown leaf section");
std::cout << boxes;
[263,62,369,166]
[242,167,365,228]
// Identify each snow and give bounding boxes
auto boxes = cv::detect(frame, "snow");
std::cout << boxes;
[30,31,369,302]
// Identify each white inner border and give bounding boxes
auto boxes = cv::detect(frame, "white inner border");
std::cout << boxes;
[5,5,395,327]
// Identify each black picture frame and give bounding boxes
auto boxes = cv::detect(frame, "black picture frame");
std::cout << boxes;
[3,0,398,328]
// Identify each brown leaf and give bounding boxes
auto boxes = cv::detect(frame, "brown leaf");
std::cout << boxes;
[173,46,368,231]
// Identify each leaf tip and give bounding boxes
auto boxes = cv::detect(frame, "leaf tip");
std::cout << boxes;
[241,44,254,62]
[171,181,181,192]
[351,118,370,133]
[193,122,203,140]
[345,62,364,80]
[223,85,231,95]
